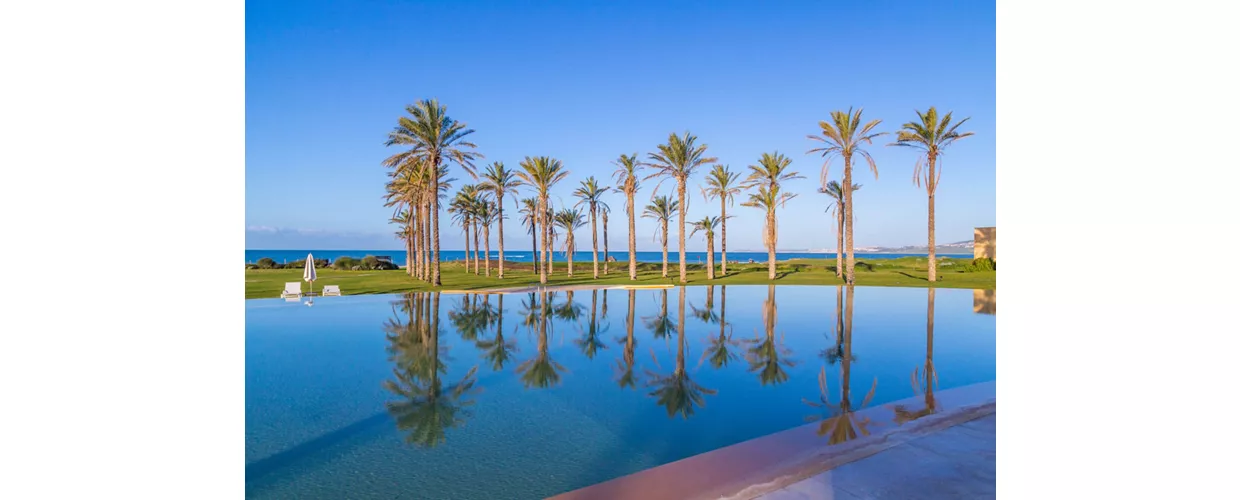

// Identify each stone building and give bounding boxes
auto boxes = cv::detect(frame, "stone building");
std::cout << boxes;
[973,227,996,261]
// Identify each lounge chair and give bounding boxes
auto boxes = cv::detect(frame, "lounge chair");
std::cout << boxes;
[321,285,341,297]
[281,282,302,299]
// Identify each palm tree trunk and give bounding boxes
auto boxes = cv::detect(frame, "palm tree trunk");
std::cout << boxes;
[628,192,637,281]
[926,287,935,409]
[767,211,776,280]
[590,205,599,279]
[432,171,442,286]
[720,198,728,277]
[927,156,937,283]
[836,209,843,279]
[406,218,414,277]
[463,217,472,274]
[497,194,505,279]
[422,201,431,281]
[539,197,548,284]
[473,220,481,276]
[661,221,669,278]
[603,210,610,275]
[531,222,538,276]
[709,235,719,281]
[842,285,854,408]
[484,222,491,277]
[414,204,422,279]
[567,235,575,277]
[677,180,687,283]
[843,157,855,285]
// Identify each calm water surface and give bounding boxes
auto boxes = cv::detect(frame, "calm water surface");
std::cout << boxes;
[245,285,996,499]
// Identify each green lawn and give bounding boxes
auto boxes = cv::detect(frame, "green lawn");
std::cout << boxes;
[246,256,995,299]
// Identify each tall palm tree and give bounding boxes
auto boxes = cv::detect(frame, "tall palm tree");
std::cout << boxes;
[819,181,862,279]
[611,153,643,281]
[701,164,741,276]
[517,290,566,388]
[516,156,570,285]
[742,152,802,280]
[384,99,481,286]
[689,215,721,280]
[643,195,678,278]
[478,162,521,279]
[615,289,639,389]
[518,197,540,276]
[553,208,586,277]
[890,107,974,282]
[448,185,481,274]
[384,163,421,277]
[807,108,885,285]
[576,289,609,359]
[803,285,878,444]
[647,286,717,418]
[895,288,938,424]
[601,204,611,275]
[573,177,611,279]
[741,184,797,280]
[645,132,717,283]
[745,284,796,385]
[477,200,496,277]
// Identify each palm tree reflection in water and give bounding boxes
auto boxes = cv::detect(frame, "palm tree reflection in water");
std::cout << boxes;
[517,289,567,389]
[646,286,717,419]
[642,288,675,339]
[803,286,878,444]
[575,289,609,359]
[475,293,518,371]
[894,288,938,424]
[614,289,640,389]
[383,292,482,448]
[745,284,796,385]
[699,285,740,370]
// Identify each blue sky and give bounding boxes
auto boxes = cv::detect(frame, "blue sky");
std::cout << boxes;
[245,0,995,251]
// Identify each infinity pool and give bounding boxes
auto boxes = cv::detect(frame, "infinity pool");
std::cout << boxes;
[245,285,996,499]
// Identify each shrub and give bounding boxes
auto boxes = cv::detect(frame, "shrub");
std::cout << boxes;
[965,257,996,272]
[360,255,380,270]
[375,261,398,270]
[334,256,357,270]
[256,257,277,269]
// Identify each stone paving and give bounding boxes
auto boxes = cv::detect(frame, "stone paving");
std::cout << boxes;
[755,414,996,500]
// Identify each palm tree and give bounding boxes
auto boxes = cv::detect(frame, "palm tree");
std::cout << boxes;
[615,289,639,389]
[745,284,796,385]
[807,108,885,285]
[819,181,861,279]
[701,165,741,277]
[741,184,797,280]
[895,288,938,424]
[701,285,740,369]
[803,286,878,444]
[647,286,717,418]
[477,200,496,277]
[689,215,721,280]
[643,195,678,278]
[384,163,421,277]
[742,152,802,280]
[573,177,611,280]
[645,132,717,283]
[478,162,521,279]
[517,290,566,388]
[384,99,481,286]
[612,153,643,281]
[890,107,974,282]
[601,205,611,275]
[448,185,481,274]
[518,197,540,276]
[576,289,609,359]
[516,156,570,285]
[553,208,586,277]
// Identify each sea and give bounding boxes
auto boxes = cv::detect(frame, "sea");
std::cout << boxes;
[245,249,970,265]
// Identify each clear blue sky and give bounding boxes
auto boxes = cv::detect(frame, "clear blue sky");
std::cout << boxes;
[245,0,995,251]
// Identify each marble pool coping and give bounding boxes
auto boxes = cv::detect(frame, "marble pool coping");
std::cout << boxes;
[548,380,996,500]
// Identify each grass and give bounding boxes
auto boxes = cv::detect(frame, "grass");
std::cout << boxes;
[246,256,994,299]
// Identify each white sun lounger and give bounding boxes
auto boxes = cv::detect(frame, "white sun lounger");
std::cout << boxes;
[281,282,302,299]
[321,285,341,297]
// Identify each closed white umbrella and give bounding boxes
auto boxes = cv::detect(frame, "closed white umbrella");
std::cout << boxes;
[303,253,317,301]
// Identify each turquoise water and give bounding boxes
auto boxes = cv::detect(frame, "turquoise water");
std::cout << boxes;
[245,285,996,499]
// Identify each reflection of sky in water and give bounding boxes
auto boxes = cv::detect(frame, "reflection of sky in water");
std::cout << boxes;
[246,285,995,499]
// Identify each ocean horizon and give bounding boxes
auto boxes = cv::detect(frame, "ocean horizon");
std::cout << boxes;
[245,249,972,265]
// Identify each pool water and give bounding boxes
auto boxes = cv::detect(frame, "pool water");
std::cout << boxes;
[245,285,996,499]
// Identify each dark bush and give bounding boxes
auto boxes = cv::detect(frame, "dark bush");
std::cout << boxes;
[375,261,399,270]
[256,257,277,269]
[965,257,996,272]
[334,256,357,270]
[360,255,380,270]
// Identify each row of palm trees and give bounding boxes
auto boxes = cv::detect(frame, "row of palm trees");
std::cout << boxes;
[384,100,972,286]
[380,285,939,447]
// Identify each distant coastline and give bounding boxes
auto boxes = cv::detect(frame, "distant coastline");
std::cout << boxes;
[245,248,972,264]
